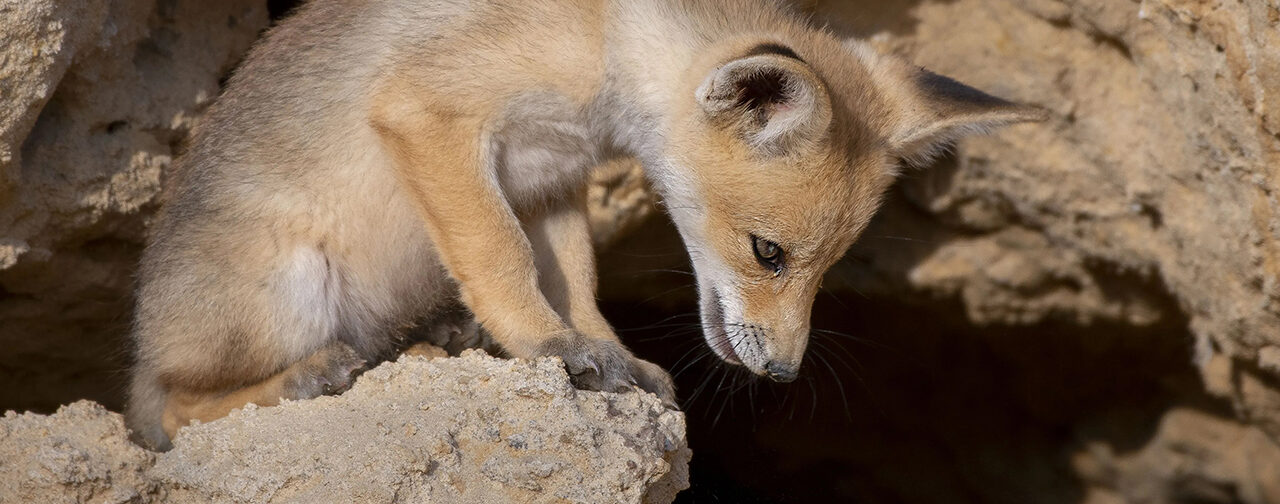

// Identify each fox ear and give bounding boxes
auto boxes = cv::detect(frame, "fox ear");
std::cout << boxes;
[889,69,1047,165]
[696,54,832,155]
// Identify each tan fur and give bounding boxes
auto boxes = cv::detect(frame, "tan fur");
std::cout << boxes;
[127,0,1042,450]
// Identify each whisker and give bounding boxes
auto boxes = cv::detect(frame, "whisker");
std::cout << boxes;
[606,250,689,259]
[811,328,896,354]
[807,375,819,422]
[812,328,927,371]
[686,362,725,407]
[616,311,700,331]
[812,338,872,395]
[633,268,695,277]
[636,284,697,305]
[821,264,869,301]
[682,361,717,407]
[812,336,889,420]
[813,348,852,422]
[708,368,732,425]
[713,370,739,428]
[671,348,714,380]
[821,285,854,309]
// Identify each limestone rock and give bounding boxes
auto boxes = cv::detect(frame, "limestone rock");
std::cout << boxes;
[0,0,268,411]
[588,159,656,248]
[0,401,158,504]
[0,353,690,504]
[805,0,1280,435]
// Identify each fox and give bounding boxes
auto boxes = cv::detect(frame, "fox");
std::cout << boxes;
[125,0,1044,450]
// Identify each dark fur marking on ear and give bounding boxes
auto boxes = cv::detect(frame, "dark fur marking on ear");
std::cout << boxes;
[915,69,1011,111]
[735,68,790,125]
[743,43,805,64]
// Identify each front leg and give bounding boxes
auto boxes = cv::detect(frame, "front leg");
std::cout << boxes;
[370,93,640,393]
[524,191,676,405]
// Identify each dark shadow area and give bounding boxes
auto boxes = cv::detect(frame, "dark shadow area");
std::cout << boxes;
[0,235,140,413]
[268,0,305,21]
[598,203,1223,503]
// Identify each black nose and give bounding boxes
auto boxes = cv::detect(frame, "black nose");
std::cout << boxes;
[764,361,798,383]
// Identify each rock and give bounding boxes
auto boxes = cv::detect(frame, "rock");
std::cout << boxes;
[0,352,690,504]
[1072,408,1280,504]
[0,0,268,412]
[809,0,1280,500]
[807,0,1280,434]
[0,401,158,504]
[587,159,656,248]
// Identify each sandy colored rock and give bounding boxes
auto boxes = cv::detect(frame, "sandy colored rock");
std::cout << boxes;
[0,401,158,504]
[802,0,1280,431]
[588,159,656,248]
[155,352,690,504]
[0,0,268,412]
[0,352,690,504]
[1072,408,1280,504]
[804,0,1280,498]
[811,0,1280,499]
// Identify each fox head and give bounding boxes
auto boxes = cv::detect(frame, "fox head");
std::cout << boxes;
[652,39,1045,382]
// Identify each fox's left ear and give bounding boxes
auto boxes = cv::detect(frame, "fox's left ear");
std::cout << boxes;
[887,68,1047,165]
[696,54,833,155]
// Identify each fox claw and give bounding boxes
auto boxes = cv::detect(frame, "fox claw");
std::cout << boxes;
[284,342,367,400]
[631,357,676,408]
[535,335,677,407]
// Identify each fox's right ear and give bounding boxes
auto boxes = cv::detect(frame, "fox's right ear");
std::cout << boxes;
[696,54,833,155]
[886,68,1048,165]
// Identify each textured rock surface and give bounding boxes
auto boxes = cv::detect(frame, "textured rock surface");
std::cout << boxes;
[0,353,689,504]
[810,0,1280,430]
[0,401,157,504]
[1072,408,1280,503]
[819,0,1280,500]
[0,0,268,411]
[587,159,657,248]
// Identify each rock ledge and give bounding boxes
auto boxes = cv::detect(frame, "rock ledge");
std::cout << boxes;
[0,351,690,504]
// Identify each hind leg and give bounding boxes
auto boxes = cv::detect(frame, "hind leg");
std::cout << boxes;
[129,226,386,450]
[158,341,366,443]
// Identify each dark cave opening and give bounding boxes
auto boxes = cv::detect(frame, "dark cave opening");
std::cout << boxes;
[596,203,1225,504]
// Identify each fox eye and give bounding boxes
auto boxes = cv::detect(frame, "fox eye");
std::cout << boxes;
[751,235,784,273]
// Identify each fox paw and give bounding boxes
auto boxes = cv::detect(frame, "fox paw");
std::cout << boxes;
[420,308,486,355]
[538,336,633,393]
[631,357,677,409]
[284,342,368,399]
[537,336,677,407]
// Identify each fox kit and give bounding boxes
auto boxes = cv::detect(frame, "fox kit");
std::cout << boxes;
[126,0,1043,449]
